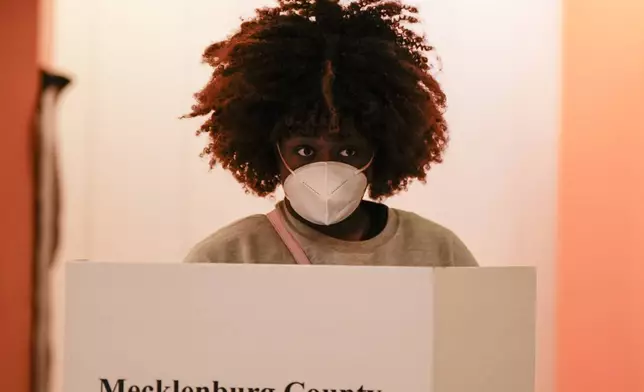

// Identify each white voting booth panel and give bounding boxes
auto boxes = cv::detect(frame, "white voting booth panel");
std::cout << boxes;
[64,263,535,392]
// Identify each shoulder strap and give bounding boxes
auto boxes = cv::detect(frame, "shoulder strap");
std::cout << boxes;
[266,209,312,265]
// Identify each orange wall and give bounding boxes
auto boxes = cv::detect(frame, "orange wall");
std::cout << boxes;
[558,0,644,391]
[0,0,38,391]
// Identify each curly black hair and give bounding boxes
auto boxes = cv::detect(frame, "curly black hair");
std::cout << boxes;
[184,0,448,199]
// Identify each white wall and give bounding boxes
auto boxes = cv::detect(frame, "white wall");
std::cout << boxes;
[52,1,559,392]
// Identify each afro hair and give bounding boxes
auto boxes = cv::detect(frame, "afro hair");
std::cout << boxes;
[184,0,449,199]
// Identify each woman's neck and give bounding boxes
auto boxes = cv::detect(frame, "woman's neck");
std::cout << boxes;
[285,199,371,241]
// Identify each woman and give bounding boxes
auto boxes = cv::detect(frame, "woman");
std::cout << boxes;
[183,0,477,267]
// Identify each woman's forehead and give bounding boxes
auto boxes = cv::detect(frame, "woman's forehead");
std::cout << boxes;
[282,132,370,145]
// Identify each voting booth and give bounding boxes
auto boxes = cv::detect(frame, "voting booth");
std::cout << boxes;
[63,263,536,392]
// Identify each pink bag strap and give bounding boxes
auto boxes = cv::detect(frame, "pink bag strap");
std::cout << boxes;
[266,209,312,265]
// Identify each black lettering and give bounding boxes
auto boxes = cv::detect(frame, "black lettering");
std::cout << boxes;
[101,379,125,392]
[341,389,354,392]
[196,387,209,392]
[156,380,169,392]
[284,382,304,392]
[141,386,153,392]
[129,387,140,392]
[261,389,275,392]
[153,380,162,392]
[182,387,194,392]
[213,381,227,392]
[249,389,260,392]
[310,390,319,392]
[356,388,365,392]
[173,380,181,392]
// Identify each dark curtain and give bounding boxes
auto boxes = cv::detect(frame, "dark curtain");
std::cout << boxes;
[31,69,71,392]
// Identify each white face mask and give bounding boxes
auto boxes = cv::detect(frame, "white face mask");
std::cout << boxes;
[278,145,373,226]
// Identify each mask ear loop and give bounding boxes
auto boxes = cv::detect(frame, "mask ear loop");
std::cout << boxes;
[356,154,375,173]
[276,144,296,175]
[277,143,322,197]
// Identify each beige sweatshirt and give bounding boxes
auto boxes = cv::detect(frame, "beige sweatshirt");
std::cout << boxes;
[184,201,478,267]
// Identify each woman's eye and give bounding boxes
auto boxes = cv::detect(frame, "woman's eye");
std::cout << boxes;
[339,148,357,158]
[296,146,315,157]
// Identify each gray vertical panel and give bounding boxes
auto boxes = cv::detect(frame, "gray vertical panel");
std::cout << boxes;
[433,267,536,392]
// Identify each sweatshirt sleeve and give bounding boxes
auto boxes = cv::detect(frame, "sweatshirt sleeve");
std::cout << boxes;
[450,232,479,267]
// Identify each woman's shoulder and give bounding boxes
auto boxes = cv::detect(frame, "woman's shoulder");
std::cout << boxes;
[195,214,271,242]
[183,214,290,264]
[391,208,478,267]
[392,208,456,238]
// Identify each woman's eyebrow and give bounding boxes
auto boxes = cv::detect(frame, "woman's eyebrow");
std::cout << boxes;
[286,134,361,145]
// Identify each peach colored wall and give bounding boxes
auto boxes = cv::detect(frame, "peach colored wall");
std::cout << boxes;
[0,0,38,391]
[38,0,53,65]
[558,0,644,391]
